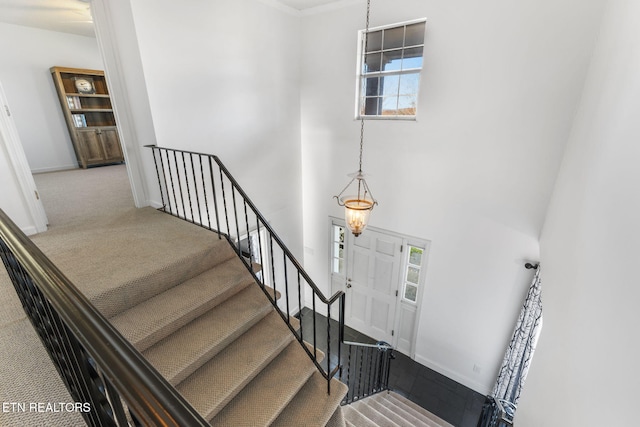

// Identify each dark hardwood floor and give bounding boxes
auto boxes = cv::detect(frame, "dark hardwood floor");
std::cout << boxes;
[298,307,485,427]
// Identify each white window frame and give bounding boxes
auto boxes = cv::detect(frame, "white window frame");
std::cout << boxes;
[401,244,426,304]
[355,18,427,120]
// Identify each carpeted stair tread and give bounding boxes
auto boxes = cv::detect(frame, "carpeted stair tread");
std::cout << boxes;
[271,371,348,427]
[384,392,454,426]
[371,392,440,427]
[208,341,320,426]
[325,407,346,427]
[367,396,432,427]
[32,207,236,318]
[110,257,252,352]
[342,405,379,427]
[142,284,273,385]
[351,399,401,427]
[176,310,297,419]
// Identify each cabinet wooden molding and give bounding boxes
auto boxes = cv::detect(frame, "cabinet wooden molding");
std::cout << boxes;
[50,66,124,168]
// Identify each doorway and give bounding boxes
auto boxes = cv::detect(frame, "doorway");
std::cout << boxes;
[330,218,429,358]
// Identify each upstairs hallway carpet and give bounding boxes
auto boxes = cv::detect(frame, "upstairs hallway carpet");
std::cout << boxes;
[2,164,347,426]
[0,165,133,426]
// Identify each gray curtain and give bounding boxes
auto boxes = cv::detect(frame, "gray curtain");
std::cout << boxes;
[492,267,543,406]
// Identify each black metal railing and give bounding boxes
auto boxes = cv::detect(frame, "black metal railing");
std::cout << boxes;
[477,395,516,427]
[0,209,208,427]
[340,341,395,404]
[147,145,348,393]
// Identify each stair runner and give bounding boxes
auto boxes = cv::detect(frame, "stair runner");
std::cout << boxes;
[32,208,347,426]
[342,391,455,427]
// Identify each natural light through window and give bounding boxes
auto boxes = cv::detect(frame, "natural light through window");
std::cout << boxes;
[403,245,424,302]
[332,225,345,275]
[357,19,426,119]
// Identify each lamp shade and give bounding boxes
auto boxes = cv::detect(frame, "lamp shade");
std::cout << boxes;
[342,196,375,236]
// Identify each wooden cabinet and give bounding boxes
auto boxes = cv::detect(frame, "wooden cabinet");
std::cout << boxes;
[50,66,124,168]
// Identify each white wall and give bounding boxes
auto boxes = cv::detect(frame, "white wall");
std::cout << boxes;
[516,0,640,424]
[0,23,103,173]
[124,0,304,255]
[0,130,37,234]
[299,0,606,392]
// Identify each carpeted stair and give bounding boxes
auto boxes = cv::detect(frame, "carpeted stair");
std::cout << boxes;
[30,207,347,426]
[342,391,455,427]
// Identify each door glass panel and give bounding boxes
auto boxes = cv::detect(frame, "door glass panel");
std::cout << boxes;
[407,266,419,284]
[409,246,423,265]
[404,284,417,302]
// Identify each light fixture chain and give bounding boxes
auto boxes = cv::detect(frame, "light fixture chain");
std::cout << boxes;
[359,0,371,173]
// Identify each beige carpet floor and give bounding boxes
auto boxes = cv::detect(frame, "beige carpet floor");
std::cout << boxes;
[0,164,134,427]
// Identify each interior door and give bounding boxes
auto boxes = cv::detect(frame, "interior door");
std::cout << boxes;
[345,228,403,344]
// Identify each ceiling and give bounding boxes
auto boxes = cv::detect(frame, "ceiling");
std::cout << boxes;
[0,0,94,37]
[0,0,350,38]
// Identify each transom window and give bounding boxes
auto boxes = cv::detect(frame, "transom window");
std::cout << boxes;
[357,19,426,119]
[403,245,424,303]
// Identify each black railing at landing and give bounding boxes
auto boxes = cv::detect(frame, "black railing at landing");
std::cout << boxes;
[146,144,395,401]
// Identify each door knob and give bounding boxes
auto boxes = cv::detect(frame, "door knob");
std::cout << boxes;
[346,283,352,288]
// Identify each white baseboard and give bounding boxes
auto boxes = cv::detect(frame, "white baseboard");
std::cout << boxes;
[31,164,79,174]
[413,354,491,395]
[21,225,39,236]
[148,199,164,209]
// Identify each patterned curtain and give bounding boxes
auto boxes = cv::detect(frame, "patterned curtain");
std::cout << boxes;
[492,267,543,406]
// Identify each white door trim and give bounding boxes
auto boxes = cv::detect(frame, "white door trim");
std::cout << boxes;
[0,81,48,234]
[329,216,430,359]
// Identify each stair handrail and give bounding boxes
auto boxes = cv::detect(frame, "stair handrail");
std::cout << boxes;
[342,340,394,349]
[146,145,342,306]
[212,151,344,306]
[147,144,347,393]
[0,209,208,427]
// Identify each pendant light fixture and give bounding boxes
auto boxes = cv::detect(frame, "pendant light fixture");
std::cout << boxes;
[334,0,377,237]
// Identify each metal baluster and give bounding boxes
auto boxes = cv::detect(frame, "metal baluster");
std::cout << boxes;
[172,151,186,219]
[327,303,331,393]
[346,345,353,403]
[199,155,211,230]
[256,218,265,288]
[208,157,221,238]
[284,257,290,325]
[150,147,166,211]
[219,169,231,237]
[374,348,381,391]
[182,152,194,223]
[243,200,252,266]
[166,150,178,216]
[338,294,344,379]
[269,235,277,304]
[231,187,241,255]
[297,272,303,342]
[357,346,364,399]
[158,149,173,215]
[190,153,202,225]
[312,293,317,360]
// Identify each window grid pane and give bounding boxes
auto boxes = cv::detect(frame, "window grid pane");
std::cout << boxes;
[358,21,425,118]
[404,284,418,302]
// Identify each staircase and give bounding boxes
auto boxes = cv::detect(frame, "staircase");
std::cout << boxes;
[27,206,347,426]
[343,391,454,427]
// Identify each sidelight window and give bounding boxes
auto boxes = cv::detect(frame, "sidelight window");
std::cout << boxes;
[403,245,424,303]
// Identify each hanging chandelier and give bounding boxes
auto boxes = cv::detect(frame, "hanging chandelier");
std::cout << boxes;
[334,0,377,237]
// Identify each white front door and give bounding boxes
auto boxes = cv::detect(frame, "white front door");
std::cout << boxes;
[330,219,429,358]
[344,228,403,344]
